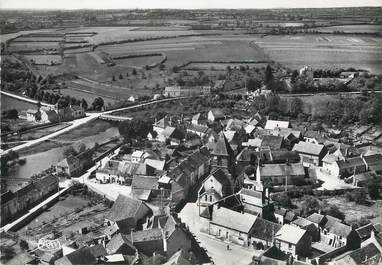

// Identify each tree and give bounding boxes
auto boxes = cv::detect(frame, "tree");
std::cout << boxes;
[246,77,261,92]
[264,65,274,86]
[57,97,69,109]
[301,196,320,216]
[126,72,129,77]
[77,143,87,153]
[322,204,345,221]
[118,119,152,142]
[289,98,303,117]
[112,75,116,82]
[273,193,292,208]
[63,146,77,158]
[346,189,367,204]
[92,97,104,111]
[81,98,88,110]
[132,69,137,75]
[19,239,29,250]
[2,109,18,119]
[119,73,123,79]
[367,175,382,199]
[291,70,299,84]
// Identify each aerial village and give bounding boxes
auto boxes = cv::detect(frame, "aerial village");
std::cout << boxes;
[2,100,382,265]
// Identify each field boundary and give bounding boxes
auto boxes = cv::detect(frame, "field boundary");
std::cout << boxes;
[178,59,272,69]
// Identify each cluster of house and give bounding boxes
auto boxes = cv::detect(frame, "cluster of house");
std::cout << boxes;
[1,175,59,226]
[42,106,382,264]
[25,104,85,123]
[18,195,198,265]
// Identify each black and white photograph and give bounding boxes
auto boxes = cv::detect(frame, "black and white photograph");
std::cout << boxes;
[1,0,382,264]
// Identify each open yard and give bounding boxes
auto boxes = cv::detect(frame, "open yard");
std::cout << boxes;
[327,196,382,224]
[255,34,382,74]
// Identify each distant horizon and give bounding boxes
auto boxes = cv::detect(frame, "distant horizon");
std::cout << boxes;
[1,0,381,11]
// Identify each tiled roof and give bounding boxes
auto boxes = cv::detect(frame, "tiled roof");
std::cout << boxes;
[336,156,365,170]
[132,176,158,190]
[209,109,224,119]
[208,168,232,188]
[55,246,97,265]
[251,217,282,241]
[336,243,381,265]
[327,221,353,238]
[264,120,290,130]
[292,217,315,228]
[212,133,233,156]
[211,206,257,233]
[106,233,135,255]
[275,224,307,245]
[261,135,283,150]
[163,249,192,265]
[130,228,163,242]
[356,223,378,240]
[259,163,305,177]
[292,141,325,156]
[106,195,149,222]
[306,213,326,225]
[88,244,107,258]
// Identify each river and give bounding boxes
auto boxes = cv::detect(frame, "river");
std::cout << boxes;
[5,124,119,191]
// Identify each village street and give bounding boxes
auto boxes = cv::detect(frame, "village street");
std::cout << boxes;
[179,203,260,265]
[314,168,354,190]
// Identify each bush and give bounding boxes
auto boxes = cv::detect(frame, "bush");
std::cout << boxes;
[345,189,367,204]
[19,239,29,250]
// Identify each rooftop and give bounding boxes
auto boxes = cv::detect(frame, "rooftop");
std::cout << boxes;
[275,224,307,245]
[211,206,257,233]
[292,141,325,156]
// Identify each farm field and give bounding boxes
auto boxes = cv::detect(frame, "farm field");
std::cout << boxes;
[0,28,62,43]
[254,34,382,74]
[114,55,163,67]
[58,26,199,44]
[97,35,269,67]
[1,94,37,112]
[58,87,116,106]
[8,41,61,52]
[184,62,269,70]
[314,24,382,34]
[23,54,62,65]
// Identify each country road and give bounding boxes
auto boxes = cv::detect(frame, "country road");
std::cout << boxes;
[1,92,198,154]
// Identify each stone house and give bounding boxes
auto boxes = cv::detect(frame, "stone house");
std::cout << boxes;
[204,205,258,247]
[105,195,152,233]
[292,141,327,167]
[198,168,233,206]
[274,224,312,258]
[256,163,306,187]
[56,155,82,177]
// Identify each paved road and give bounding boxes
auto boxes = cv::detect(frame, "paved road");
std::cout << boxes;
[1,95,197,154]
[179,203,258,265]
[1,90,55,108]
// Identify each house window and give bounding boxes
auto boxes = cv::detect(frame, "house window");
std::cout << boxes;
[288,243,292,249]
[209,195,213,202]
[204,195,207,201]
[226,231,229,239]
